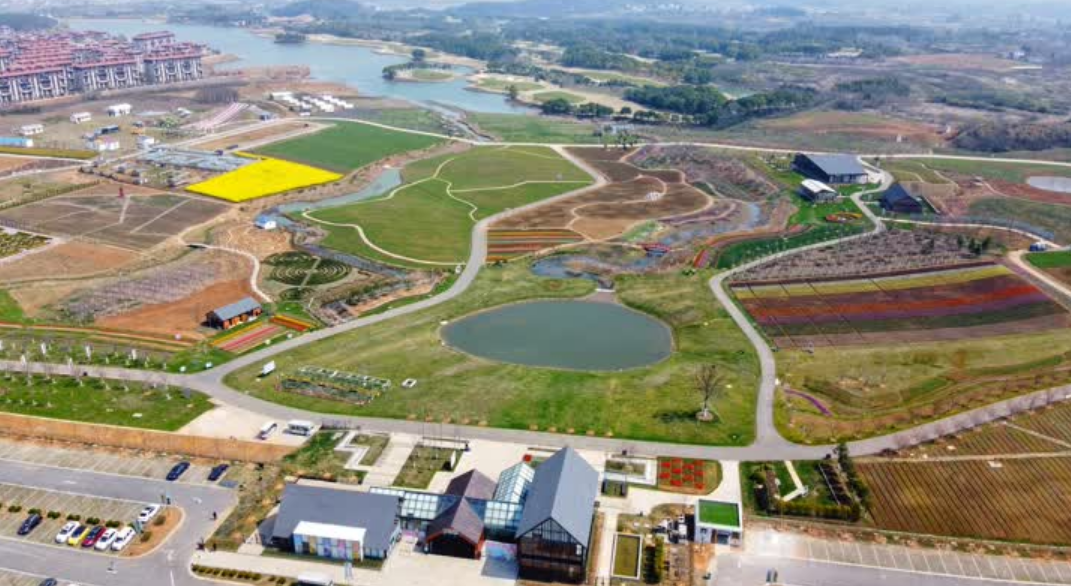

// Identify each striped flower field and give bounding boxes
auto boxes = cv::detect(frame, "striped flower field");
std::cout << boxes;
[732,263,1070,348]
[486,229,584,262]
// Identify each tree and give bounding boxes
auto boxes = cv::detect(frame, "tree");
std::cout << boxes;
[694,364,724,422]
[540,97,574,115]
[412,48,427,62]
[506,84,520,102]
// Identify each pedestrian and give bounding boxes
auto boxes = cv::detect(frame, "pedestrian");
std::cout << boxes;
[212,511,218,521]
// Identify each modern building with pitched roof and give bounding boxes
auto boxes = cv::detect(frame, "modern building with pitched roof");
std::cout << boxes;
[206,296,262,329]
[793,153,869,185]
[880,183,926,214]
[270,484,401,561]
[515,447,599,584]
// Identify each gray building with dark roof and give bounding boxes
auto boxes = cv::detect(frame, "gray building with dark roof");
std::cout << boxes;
[206,296,262,330]
[793,153,869,185]
[271,484,401,561]
[880,183,925,214]
[516,447,599,584]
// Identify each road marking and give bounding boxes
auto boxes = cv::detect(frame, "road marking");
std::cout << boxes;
[0,564,105,586]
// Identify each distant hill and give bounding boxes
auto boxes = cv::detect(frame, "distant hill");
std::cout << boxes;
[272,0,372,20]
[0,13,56,31]
[450,0,617,18]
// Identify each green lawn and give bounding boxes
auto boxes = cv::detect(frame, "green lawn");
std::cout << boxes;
[307,146,592,264]
[698,500,740,527]
[532,91,585,104]
[282,431,364,483]
[226,264,759,445]
[393,445,460,488]
[254,121,444,173]
[969,197,1071,242]
[0,290,29,324]
[912,158,1071,183]
[468,113,602,145]
[612,534,642,578]
[408,69,453,82]
[476,78,543,92]
[1027,250,1071,269]
[0,374,213,431]
[348,107,451,135]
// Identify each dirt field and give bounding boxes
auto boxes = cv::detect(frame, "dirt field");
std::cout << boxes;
[0,191,228,250]
[0,241,138,283]
[894,53,1034,72]
[494,147,713,241]
[96,277,254,339]
[756,110,945,146]
[192,121,319,151]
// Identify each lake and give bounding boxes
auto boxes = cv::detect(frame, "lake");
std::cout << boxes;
[442,300,673,371]
[1027,176,1071,194]
[66,19,531,115]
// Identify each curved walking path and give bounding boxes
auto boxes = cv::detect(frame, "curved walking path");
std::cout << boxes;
[6,117,1071,461]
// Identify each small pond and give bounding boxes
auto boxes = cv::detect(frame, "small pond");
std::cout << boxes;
[441,300,673,371]
[1027,176,1071,194]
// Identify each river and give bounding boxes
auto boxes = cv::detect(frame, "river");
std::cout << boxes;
[66,19,531,115]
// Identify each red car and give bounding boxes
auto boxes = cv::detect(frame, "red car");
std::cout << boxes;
[81,526,104,548]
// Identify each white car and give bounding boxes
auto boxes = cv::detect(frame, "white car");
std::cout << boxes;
[55,521,80,544]
[136,505,161,524]
[111,527,136,552]
[94,528,118,551]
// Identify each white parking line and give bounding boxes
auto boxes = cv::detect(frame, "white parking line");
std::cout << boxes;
[763,552,1069,586]
[0,564,104,586]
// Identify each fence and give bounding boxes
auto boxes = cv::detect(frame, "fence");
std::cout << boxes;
[0,412,295,463]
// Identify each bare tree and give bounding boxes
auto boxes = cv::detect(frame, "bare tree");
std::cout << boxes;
[695,364,724,422]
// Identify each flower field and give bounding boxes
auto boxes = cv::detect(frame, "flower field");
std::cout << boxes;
[733,263,1069,347]
[212,321,286,354]
[656,457,721,495]
[486,229,584,262]
[187,157,341,202]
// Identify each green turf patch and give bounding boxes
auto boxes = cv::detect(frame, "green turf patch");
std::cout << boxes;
[254,121,444,173]
[0,290,29,324]
[0,374,213,431]
[468,113,602,144]
[532,90,585,104]
[698,500,740,528]
[1027,250,1071,269]
[307,146,592,264]
[612,534,642,578]
[476,78,544,93]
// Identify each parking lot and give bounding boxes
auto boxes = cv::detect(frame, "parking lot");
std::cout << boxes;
[747,528,1071,585]
[0,438,221,485]
[0,483,162,556]
[0,568,71,586]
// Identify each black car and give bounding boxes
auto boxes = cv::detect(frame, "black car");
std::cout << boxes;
[166,461,190,481]
[207,464,230,482]
[38,579,57,586]
[17,513,41,536]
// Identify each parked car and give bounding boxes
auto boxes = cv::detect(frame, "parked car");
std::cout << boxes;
[94,528,118,551]
[81,525,105,548]
[111,526,136,552]
[208,464,229,482]
[137,505,161,524]
[67,524,90,546]
[55,521,79,544]
[166,461,190,481]
[37,579,57,586]
[17,513,41,535]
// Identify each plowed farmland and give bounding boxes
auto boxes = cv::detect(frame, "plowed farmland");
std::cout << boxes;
[860,458,1071,544]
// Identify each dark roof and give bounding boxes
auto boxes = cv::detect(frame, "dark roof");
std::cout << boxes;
[272,484,399,552]
[445,470,497,501]
[515,447,598,546]
[882,183,922,206]
[210,296,261,321]
[427,498,484,546]
[800,154,867,177]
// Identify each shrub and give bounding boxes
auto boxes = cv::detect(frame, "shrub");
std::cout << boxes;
[140,530,153,543]
[86,517,100,525]
[106,520,121,528]
[27,508,41,515]
[153,513,167,526]
[47,511,61,519]
[7,505,21,513]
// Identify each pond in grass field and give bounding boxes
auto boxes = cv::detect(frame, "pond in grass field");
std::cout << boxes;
[441,300,673,371]
[1027,176,1071,194]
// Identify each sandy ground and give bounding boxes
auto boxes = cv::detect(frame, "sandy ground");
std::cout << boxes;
[894,53,1040,72]
[757,110,945,146]
[0,241,139,283]
[210,219,293,260]
[178,402,307,446]
[95,277,254,340]
[191,121,319,151]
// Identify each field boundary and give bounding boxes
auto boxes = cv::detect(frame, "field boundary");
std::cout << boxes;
[0,412,294,463]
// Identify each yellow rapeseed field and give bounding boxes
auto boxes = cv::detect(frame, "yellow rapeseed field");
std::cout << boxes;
[187,157,341,202]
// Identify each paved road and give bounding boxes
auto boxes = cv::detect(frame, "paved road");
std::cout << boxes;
[0,459,233,586]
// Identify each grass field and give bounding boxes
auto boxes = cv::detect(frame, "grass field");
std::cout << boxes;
[532,90,585,104]
[187,158,341,202]
[468,113,602,145]
[408,69,453,81]
[1026,251,1071,269]
[880,160,953,184]
[475,78,544,93]
[348,108,451,135]
[612,534,642,578]
[776,327,1071,443]
[910,158,1071,183]
[226,264,759,445]
[698,500,740,527]
[307,146,592,265]
[0,374,213,431]
[969,197,1071,242]
[254,121,444,173]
